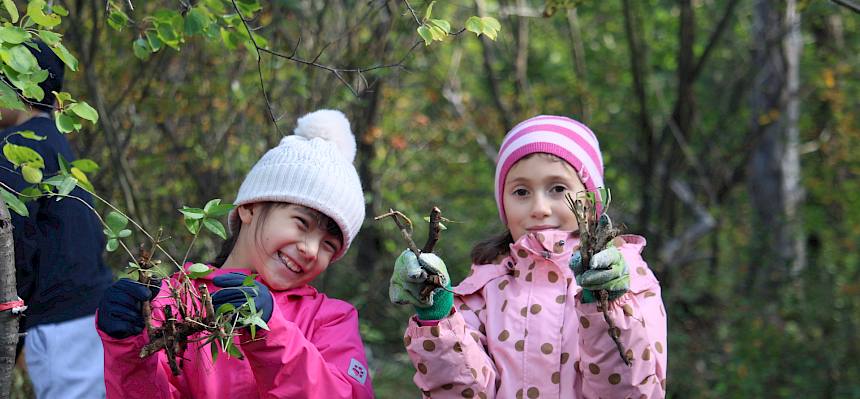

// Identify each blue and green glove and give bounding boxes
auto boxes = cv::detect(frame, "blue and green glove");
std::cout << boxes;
[211,272,273,323]
[571,241,630,304]
[389,250,453,321]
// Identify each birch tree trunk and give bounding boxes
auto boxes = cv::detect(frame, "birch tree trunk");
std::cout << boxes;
[747,0,805,294]
[0,199,18,399]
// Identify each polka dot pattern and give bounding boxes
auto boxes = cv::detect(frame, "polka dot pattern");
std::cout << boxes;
[540,343,553,354]
[401,233,666,399]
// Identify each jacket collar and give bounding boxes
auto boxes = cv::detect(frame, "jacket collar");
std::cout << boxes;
[506,229,580,270]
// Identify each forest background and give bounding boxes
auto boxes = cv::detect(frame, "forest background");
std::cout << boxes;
[5,0,860,397]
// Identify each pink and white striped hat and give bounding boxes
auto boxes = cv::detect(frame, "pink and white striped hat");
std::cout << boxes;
[494,115,604,223]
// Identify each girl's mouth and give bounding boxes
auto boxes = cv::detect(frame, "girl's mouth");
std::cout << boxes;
[278,252,302,273]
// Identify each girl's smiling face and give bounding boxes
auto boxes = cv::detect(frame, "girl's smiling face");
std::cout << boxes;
[228,203,343,290]
[502,154,586,242]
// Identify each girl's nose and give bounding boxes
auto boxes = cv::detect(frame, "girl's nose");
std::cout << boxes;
[531,193,552,218]
[297,239,319,262]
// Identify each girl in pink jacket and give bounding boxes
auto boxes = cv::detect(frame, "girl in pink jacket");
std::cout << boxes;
[96,110,374,398]
[389,115,667,398]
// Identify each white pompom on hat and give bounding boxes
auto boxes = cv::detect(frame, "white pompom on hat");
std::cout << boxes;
[229,109,365,262]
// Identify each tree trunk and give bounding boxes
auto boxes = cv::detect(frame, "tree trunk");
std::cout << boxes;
[747,0,804,294]
[0,199,18,398]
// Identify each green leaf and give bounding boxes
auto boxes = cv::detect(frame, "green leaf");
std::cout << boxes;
[428,19,451,34]
[423,1,435,21]
[155,22,181,50]
[242,274,256,287]
[179,206,205,219]
[146,31,163,52]
[206,203,233,218]
[210,341,219,362]
[3,143,44,168]
[225,339,242,358]
[21,164,42,184]
[0,45,38,73]
[57,153,70,174]
[216,303,235,315]
[117,229,131,238]
[0,82,24,110]
[428,26,446,41]
[132,38,150,61]
[51,4,68,16]
[219,27,240,49]
[481,16,501,40]
[235,0,262,17]
[71,159,99,173]
[107,11,129,31]
[36,30,61,47]
[53,91,72,105]
[3,0,19,23]
[106,238,119,252]
[0,188,28,216]
[55,112,81,133]
[41,174,65,187]
[187,263,213,279]
[251,315,269,331]
[67,102,98,123]
[56,176,77,197]
[71,168,93,192]
[47,41,79,71]
[0,27,30,44]
[19,186,40,202]
[27,0,61,28]
[16,131,43,141]
[185,217,201,235]
[106,211,129,232]
[465,16,482,35]
[203,218,227,239]
[417,26,432,46]
[203,198,221,214]
[184,8,210,36]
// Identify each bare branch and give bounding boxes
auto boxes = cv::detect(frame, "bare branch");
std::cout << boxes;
[832,0,860,13]
[658,179,717,266]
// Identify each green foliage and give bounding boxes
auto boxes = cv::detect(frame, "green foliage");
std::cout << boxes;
[417,1,500,46]
[180,199,233,238]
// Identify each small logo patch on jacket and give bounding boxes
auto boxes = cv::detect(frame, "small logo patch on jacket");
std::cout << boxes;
[348,358,367,384]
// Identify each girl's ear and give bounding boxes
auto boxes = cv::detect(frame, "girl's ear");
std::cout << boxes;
[237,204,256,225]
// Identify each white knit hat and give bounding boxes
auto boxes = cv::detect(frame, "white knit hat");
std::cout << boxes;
[229,109,365,261]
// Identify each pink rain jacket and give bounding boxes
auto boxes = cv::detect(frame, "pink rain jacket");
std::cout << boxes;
[99,266,374,399]
[404,230,667,398]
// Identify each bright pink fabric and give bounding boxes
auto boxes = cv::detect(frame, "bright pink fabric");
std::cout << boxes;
[403,230,667,398]
[98,266,374,399]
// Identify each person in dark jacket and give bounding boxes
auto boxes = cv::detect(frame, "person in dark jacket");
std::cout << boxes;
[0,40,112,398]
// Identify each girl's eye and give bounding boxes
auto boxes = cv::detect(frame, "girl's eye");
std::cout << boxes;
[324,240,339,253]
[513,188,529,197]
[551,185,568,193]
[294,217,309,229]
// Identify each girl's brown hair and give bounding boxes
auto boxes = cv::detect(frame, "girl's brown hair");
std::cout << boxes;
[470,230,513,265]
[210,202,342,268]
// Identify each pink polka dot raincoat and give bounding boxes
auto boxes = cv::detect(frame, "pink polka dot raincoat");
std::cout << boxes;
[403,230,667,398]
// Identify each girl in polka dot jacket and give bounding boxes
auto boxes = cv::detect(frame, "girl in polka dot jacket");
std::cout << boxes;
[389,115,667,398]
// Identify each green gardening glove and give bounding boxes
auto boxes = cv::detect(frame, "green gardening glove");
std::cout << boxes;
[570,242,630,304]
[389,249,453,320]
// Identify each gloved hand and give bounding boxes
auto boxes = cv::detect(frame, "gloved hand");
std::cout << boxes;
[389,250,453,321]
[211,272,273,322]
[571,241,630,304]
[97,278,162,339]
